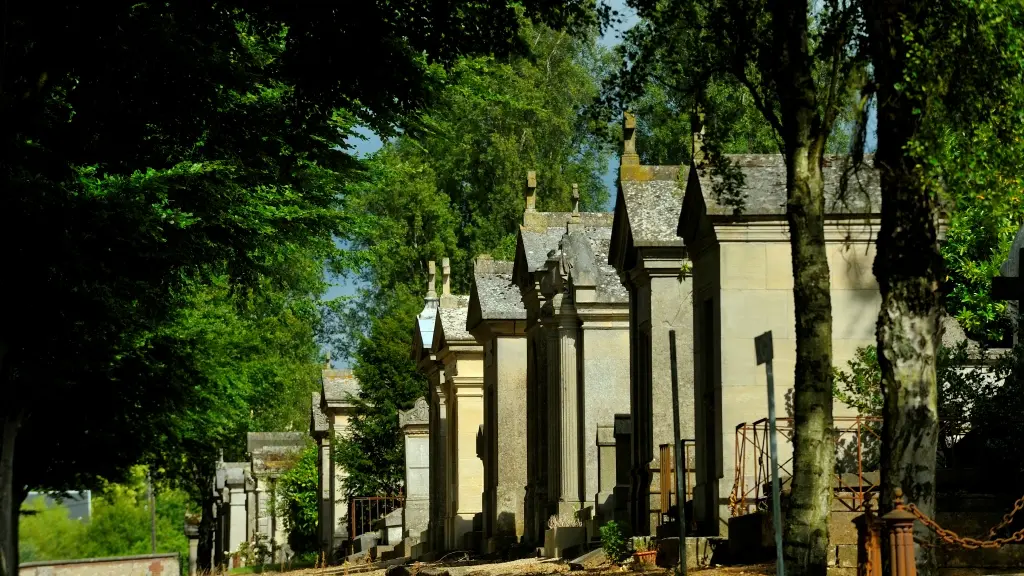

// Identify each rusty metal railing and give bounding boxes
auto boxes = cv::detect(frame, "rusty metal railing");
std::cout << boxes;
[658,440,696,523]
[349,495,404,541]
[731,416,881,516]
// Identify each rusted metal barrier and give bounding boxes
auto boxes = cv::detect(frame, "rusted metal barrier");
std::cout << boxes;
[854,499,882,576]
[349,494,404,541]
[858,486,1024,576]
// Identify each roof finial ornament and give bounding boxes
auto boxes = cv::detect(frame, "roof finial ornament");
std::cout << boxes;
[325,351,331,368]
[525,171,537,213]
[442,258,451,296]
[692,104,706,164]
[622,111,640,166]
[427,260,437,299]
[572,184,580,214]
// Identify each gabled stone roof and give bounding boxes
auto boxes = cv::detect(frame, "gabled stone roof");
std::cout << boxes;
[619,169,687,246]
[557,223,629,304]
[246,432,306,454]
[471,259,526,322]
[322,369,359,405]
[310,392,329,436]
[438,305,473,344]
[521,227,569,272]
[691,155,881,219]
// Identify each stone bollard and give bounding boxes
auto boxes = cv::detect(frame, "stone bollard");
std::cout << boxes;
[854,498,882,576]
[881,488,917,576]
[184,519,200,576]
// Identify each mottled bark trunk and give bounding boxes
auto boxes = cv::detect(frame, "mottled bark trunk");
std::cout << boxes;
[781,145,835,576]
[771,2,836,576]
[866,2,942,575]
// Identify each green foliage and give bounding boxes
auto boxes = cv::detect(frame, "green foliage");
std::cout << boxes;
[277,445,320,556]
[329,17,613,496]
[19,467,189,572]
[884,0,1024,343]
[632,536,653,553]
[832,342,1013,468]
[237,534,272,567]
[599,521,629,563]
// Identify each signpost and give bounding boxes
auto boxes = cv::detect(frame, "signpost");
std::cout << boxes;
[755,331,784,576]
[669,330,687,576]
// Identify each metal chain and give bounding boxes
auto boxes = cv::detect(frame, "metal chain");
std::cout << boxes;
[907,502,1024,550]
[986,493,1024,539]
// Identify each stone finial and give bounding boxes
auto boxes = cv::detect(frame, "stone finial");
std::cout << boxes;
[692,108,706,164]
[572,184,580,214]
[622,111,640,166]
[427,260,437,299]
[324,351,331,369]
[525,170,538,212]
[442,257,451,296]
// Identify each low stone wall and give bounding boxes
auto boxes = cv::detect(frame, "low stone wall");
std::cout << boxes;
[20,553,180,576]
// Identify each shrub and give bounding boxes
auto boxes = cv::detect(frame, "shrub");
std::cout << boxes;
[599,521,628,563]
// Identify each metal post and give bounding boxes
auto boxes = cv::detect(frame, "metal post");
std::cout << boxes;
[882,489,917,576]
[669,331,687,576]
[755,331,784,576]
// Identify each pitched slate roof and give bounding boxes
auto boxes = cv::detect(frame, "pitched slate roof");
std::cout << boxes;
[322,369,359,404]
[472,259,526,321]
[310,392,329,436]
[619,168,687,246]
[693,155,882,218]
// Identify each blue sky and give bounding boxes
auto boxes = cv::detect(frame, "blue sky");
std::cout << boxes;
[324,2,875,365]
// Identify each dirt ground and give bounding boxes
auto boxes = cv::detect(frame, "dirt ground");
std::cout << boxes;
[273,558,776,576]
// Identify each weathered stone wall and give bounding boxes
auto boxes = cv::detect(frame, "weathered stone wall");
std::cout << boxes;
[20,554,180,576]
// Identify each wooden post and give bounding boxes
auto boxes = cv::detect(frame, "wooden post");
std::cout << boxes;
[882,488,917,576]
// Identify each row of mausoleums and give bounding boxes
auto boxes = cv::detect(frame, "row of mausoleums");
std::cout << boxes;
[306,113,1020,572]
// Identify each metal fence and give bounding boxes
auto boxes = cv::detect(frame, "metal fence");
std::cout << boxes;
[730,415,882,516]
[349,495,404,541]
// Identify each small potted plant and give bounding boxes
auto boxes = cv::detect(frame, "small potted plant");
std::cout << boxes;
[632,536,656,568]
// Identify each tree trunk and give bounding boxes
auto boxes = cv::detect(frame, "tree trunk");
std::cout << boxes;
[0,408,24,576]
[866,2,942,575]
[772,2,836,576]
[781,143,835,576]
[198,492,215,573]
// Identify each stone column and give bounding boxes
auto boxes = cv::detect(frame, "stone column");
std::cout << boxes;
[555,313,581,512]
[400,398,431,558]
[245,473,256,542]
[185,522,200,576]
[544,320,561,516]
[451,378,484,550]
[319,440,334,556]
[228,487,247,559]
[431,380,448,553]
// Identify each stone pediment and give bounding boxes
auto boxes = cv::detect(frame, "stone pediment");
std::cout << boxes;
[399,397,429,429]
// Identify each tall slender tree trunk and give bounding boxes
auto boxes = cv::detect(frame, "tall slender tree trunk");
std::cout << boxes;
[772,2,837,575]
[0,410,23,576]
[866,2,942,575]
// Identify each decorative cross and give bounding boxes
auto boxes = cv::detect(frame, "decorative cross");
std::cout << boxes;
[571,183,580,214]
[427,260,437,299]
[622,111,640,166]
[525,170,537,212]
[442,257,451,296]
